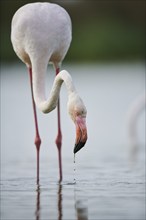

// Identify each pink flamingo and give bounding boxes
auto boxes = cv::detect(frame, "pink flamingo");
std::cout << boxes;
[11,2,87,183]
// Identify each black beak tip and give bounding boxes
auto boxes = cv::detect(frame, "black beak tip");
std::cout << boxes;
[74,142,86,154]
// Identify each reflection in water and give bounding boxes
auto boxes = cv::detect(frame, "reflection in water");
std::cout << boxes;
[35,184,41,220]
[57,183,63,220]
[34,182,88,220]
[75,200,88,220]
[34,183,63,220]
[74,187,88,220]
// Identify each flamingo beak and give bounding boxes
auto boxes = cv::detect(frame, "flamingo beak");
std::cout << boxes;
[74,116,87,154]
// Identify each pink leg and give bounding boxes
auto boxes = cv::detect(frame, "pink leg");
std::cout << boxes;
[28,67,41,185]
[55,67,62,182]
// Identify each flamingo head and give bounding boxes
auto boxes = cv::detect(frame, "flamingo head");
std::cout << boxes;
[68,93,87,154]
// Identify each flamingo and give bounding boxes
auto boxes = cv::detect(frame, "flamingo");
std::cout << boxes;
[127,92,145,162]
[11,2,87,183]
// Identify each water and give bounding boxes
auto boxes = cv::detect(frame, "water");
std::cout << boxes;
[1,63,145,220]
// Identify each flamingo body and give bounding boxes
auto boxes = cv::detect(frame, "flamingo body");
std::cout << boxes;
[11,2,72,67]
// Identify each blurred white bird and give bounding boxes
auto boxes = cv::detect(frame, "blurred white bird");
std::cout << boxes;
[127,92,145,162]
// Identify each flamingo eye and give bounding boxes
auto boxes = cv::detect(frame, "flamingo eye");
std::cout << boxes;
[79,110,84,115]
[76,111,80,116]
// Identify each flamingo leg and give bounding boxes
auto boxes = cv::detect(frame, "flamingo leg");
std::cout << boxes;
[55,67,63,182]
[28,67,41,185]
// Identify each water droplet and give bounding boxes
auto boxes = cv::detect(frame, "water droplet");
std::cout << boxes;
[74,154,76,164]
[74,154,76,183]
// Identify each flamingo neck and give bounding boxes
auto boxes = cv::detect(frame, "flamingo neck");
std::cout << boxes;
[33,69,76,113]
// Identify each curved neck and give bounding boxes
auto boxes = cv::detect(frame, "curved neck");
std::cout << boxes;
[32,67,76,113]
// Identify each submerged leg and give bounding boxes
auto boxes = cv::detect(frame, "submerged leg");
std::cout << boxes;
[55,67,62,182]
[28,67,41,185]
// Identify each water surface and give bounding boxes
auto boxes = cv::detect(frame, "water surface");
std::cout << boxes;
[1,63,145,220]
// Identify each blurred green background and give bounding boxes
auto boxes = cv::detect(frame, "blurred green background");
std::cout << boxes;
[0,0,145,63]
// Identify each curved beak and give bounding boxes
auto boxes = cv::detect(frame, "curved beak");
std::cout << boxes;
[74,116,87,154]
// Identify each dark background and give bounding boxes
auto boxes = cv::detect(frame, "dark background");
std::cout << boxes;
[0,0,145,63]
